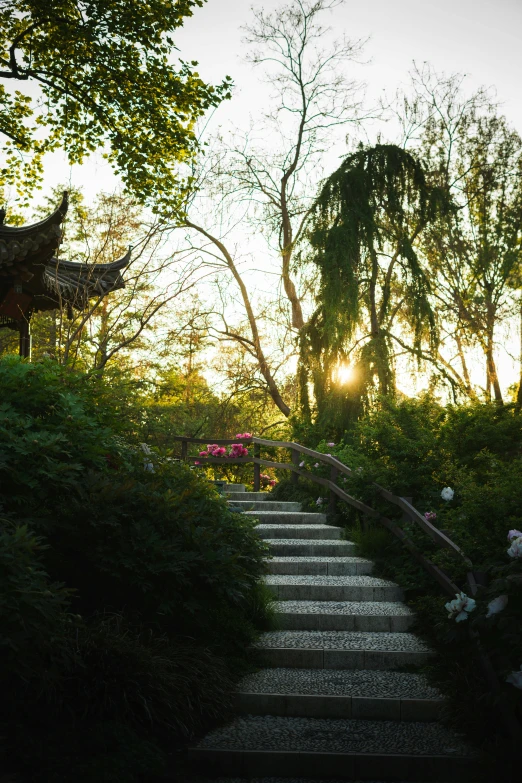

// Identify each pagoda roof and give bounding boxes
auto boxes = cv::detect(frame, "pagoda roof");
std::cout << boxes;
[0,193,132,328]
[0,192,68,280]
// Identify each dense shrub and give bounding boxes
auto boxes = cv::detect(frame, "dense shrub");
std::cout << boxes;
[292,395,522,780]
[0,357,271,782]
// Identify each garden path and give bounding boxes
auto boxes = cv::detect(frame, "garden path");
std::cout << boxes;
[190,485,479,782]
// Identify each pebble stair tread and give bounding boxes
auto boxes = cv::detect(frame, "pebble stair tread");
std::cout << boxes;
[255,631,430,653]
[189,485,478,782]
[276,601,413,616]
[199,779,428,783]
[265,575,398,587]
[236,669,443,699]
[269,557,372,563]
[193,715,477,757]
[265,539,354,546]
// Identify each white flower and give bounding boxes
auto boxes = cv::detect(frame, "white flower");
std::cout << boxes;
[299,461,305,467]
[314,463,319,468]
[507,536,522,558]
[441,487,454,501]
[327,442,335,447]
[444,592,476,622]
[486,594,508,618]
[506,665,522,690]
[316,497,324,505]
[507,529,522,541]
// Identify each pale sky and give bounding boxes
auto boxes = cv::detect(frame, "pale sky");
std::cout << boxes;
[38,0,522,398]
[44,0,522,199]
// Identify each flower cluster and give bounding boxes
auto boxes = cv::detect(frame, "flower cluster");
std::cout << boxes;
[444,592,476,622]
[316,497,324,506]
[235,432,252,439]
[441,486,454,501]
[198,442,250,459]
[424,511,437,522]
[507,529,522,558]
[230,443,249,458]
[507,535,522,559]
[260,473,276,488]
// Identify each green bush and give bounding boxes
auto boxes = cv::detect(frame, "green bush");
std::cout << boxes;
[0,357,271,782]
[300,395,522,780]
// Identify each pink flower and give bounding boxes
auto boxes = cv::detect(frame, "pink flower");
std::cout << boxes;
[327,442,335,447]
[229,443,248,458]
[235,432,252,439]
[424,511,437,522]
[199,451,208,457]
[194,460,200,465]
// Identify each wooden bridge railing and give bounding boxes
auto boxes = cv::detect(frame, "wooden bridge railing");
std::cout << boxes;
[172,434,471,597]
[172,432,522,747]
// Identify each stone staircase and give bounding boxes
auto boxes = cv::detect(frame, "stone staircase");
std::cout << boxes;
[189,485,479,782]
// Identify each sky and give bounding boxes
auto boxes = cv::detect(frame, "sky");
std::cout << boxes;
[44,0,522,199]
[38,0,522,397]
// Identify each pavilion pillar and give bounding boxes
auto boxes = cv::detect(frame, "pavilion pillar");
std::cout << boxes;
[19,318,32,360]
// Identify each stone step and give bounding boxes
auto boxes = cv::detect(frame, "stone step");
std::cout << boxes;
[267,556,373,576]
[234,668,445,721]
[225,484,246,493]
[225,491,270,500]
[228,501,303,512]
[250,511,327,524]
[198,779,429,783]
[255,631,432,670]
[275,600,414,632]
[267,539,357,557]
[189,715,478,781]
[257,525,343,540]
[265,575,403,602]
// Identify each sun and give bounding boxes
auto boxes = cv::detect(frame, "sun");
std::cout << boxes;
[336,364,354,384]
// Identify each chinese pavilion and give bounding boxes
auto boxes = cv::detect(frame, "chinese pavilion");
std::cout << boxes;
[0,192,131,357]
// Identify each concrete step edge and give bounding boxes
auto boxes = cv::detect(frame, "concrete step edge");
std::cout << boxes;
[189,747,478,781]
[233,691,446,721]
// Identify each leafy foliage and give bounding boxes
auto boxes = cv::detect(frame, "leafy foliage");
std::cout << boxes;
[0,1,232,210]
[0,356,271,781]
[299,144,447,431]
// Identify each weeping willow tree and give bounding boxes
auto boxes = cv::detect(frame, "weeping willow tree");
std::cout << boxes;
[298,144,447,435]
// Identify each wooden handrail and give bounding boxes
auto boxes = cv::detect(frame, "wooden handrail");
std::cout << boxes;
[172,431,522,748]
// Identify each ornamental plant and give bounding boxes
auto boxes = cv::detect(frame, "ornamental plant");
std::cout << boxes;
[259,473,276,488]
[444,592,476,622]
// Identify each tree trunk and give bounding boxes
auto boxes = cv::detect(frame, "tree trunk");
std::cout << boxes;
[517,294,522,406]
[186,219,291,417]
[486,336,503,404]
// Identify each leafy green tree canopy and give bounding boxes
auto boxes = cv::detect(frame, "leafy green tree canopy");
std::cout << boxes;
[0,0,231,210]
[299,143,447,431]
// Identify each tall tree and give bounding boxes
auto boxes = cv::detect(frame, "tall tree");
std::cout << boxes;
[180,0,370,416]
[298,143,445,431]
[0,0,231,210]
[407,67,522,403]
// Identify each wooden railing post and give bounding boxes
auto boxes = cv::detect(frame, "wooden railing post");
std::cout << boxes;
[328,466,338,514]
[253,442,260,491]
[290,448,300,484]
[181,440,188,463]
[401,497,412,523]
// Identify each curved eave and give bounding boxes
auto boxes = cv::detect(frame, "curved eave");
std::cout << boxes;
[0,192,68,240]
[47,246,132,274]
